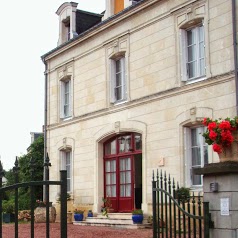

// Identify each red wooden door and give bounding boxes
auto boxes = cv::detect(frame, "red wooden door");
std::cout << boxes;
[118,156,134,212]
[104,133,142,212]
[104,156,134,212]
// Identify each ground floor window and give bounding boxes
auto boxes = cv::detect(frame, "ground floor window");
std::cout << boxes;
[184,127,208,187]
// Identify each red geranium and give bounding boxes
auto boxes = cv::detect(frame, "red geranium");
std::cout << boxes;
[219,121,231,130]
[212,144,222,154]
[221,130,234,145]
[209,130,217,140]
[202,116,238,154]
[207,122,217,131]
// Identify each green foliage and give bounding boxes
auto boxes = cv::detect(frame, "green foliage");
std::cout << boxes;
[4,135,44,211]
[56,192,71,203]
[74,209,84,214]
[175,187,190,203]
[132,209,143,215]
[18,191,31,210]
[2,200,14,214]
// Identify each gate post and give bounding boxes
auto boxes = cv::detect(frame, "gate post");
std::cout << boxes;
[60,170,67,238]
[152,171,157,238]
[0,161,4,238]
[13,157,19,238]
[195,162,238,238]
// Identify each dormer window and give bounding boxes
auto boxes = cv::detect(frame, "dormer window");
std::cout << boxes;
[62,17,70,42]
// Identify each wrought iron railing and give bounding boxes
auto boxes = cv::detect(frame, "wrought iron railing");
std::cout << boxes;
[0,155,68,238]
[152,170,211,238]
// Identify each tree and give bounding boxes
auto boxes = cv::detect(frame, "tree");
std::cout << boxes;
[4,135,44,210]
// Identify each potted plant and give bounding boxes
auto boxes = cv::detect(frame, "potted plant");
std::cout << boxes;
[175,187,190,203]
[2,200,15,223]
[101,196,114,218]
[74,209,84,221]
[132,209,143,224]
[202,116,238,162]
[87,209,93,217]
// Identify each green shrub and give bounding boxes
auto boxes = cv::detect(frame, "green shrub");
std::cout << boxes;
[132,209,143,215]
[2,200,14,213]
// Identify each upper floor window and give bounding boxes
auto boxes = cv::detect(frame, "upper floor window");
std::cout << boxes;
[181,24,205,81]
[184,127,208,187]
[60,79,72,119]
[110,57,127,104]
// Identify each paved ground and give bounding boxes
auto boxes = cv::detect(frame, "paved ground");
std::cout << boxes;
[2,223,153,238]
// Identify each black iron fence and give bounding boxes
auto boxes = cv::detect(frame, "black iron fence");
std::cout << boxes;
[0,155,67,238]
[152,170,211,238]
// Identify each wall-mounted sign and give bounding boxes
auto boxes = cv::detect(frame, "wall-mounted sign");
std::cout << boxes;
[220,198,229,216]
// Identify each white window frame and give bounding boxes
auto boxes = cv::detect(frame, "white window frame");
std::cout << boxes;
[60,78,72,119]
[180,23,205,82]
[184,126,208,188]
[110,56,127,104]
[61,150,72,192]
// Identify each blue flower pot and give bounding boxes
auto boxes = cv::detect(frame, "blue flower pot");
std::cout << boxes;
[88,212,93,217]
[132,214,143,224]
[74,213,84,221]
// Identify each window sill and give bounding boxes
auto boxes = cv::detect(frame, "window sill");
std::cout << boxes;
[61,116,73,121]
[112,100,128,106]
[189,186,203,195]
[185,76,206,85]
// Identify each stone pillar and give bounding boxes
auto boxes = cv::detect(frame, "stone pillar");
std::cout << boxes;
[195,162,238,238]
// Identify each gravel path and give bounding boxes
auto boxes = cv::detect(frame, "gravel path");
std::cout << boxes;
[3,223,153,238]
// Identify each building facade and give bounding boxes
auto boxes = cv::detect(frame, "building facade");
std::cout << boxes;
[42,0,237,214]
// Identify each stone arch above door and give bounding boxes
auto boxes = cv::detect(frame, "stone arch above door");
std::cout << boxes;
[93,120,147,213]
[94,120,147,143]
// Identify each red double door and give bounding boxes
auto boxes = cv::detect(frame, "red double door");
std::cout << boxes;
[103,133,142,212]
[104,156,134,212]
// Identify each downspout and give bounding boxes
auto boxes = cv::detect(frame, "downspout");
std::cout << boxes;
[42,58,48,200]
[232,0,238,115]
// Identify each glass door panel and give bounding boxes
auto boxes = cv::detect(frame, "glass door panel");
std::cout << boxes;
[105,160,116,197]
[118,157,133,211]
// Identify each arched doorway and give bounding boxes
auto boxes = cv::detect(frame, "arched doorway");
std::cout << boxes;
[103,132,142,212]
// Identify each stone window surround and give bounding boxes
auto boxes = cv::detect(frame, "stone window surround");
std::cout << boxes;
[175,2,211,86]
[58,64,74,121]
[106,35,130,107]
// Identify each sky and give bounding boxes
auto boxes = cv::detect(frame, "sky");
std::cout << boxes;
[0,0,105,171]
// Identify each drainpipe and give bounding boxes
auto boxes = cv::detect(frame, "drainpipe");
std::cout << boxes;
[42,58,48,200]
[232,0,238,115]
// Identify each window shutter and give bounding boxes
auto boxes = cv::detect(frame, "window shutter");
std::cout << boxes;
[61,151,65,170]
[180,29,188,82]
[69,79,72,117]
[110,59,116,103]
[60,81,64,118]
[121,57,127,100]
[184,127,191,187]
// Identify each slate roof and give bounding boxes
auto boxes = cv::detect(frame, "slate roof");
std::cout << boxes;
[76,10,102,35]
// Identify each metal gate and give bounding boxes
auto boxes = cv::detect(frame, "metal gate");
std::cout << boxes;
[152,170,211,238]
[0,155,68,238]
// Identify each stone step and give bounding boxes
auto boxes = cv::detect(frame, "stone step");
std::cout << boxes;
[73,213,152,229]
[85,217,134,224]
[73,220,152,229]
[96,213,133,219]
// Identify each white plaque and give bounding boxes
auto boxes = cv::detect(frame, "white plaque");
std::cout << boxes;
[220,198,229,216]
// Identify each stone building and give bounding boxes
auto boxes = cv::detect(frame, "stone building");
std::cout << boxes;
[41,0,237,214]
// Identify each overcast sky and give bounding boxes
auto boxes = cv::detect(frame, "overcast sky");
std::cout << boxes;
[0,1,105,170]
